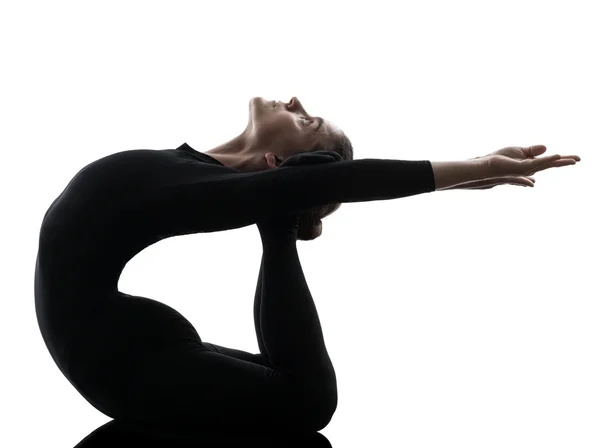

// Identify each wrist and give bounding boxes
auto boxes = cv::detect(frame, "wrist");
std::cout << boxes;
[430,159,489,191]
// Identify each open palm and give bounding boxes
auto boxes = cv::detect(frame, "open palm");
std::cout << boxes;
[484,145,581,177]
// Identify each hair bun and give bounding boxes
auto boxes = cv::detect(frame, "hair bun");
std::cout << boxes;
[280,150,343,241]
[297,218,322,241]
[279,150,343,168]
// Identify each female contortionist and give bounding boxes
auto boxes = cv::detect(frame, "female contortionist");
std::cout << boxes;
[34,96,580,437]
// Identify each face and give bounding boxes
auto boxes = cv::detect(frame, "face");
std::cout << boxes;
[248,96,335,168]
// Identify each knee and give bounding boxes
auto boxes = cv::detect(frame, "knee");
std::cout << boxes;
[306,384,338,431]
[285,369,338,431]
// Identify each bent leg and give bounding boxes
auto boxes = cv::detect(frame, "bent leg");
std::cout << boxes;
[255,217,338,425]
[121,344,320,436]
[201,224,337,430]
[114,213,338,434]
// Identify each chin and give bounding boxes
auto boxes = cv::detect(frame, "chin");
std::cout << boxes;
[249,97,272,123]
[249,97,261,113]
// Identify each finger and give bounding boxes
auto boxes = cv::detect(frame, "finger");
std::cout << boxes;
[532,157,576,174]
[517,177,535,187]
[535,153,562,164]
[475,177,533,188]
[551,159,578,167]
[530,154,562,171]
[496,176,534,187]
[505,177,534,187]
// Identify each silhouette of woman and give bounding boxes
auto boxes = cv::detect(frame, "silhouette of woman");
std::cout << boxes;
[34,96,579,438]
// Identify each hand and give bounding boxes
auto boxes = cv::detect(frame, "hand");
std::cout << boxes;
[479,145,581,178]
[439,175,537,190]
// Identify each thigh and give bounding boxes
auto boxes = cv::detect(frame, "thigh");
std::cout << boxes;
[120,344,317,434]
[65,293,206,416]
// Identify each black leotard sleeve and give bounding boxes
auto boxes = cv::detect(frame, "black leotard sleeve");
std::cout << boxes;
[129,143,436,235]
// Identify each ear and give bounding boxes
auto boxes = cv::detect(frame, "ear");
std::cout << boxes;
[265,152,281,169]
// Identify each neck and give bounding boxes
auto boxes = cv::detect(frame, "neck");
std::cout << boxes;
[203,129,267,172]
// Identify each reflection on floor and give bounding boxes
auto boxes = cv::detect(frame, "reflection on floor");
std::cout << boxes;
[73,419,332,448]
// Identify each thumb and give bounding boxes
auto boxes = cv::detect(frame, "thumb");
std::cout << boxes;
[523,145,547,157]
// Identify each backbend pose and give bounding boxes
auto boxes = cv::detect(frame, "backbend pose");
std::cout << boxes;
[34,96,580,437]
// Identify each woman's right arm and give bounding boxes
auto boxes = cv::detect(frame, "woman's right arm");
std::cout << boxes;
[142,157,487,235]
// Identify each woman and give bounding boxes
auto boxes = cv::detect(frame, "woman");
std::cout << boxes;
[34,96,580,437]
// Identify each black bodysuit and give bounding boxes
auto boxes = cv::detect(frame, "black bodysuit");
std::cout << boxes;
[34,142,436,437]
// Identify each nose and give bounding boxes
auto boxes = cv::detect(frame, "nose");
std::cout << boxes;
[287,96,305,112]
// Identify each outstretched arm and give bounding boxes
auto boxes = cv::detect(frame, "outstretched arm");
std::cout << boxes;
[129,155,500,237]
[137,158,440,235]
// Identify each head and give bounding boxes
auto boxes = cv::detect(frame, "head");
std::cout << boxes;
[248,96,354,241]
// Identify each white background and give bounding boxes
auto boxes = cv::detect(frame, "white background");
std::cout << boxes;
[1,1,598,447]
